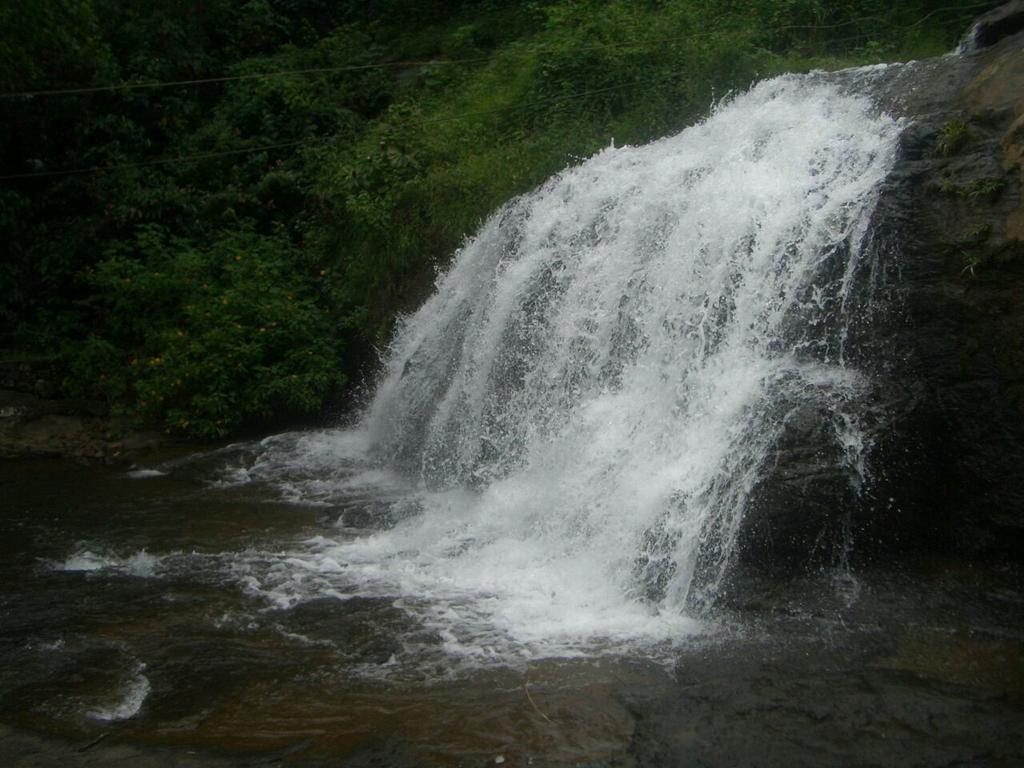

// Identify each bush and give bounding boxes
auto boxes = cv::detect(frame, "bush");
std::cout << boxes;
[71,225,343,438]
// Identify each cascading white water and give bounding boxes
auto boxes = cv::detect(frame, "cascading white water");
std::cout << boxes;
[226,68,903,657]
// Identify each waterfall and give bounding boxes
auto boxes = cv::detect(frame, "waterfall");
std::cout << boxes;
[237,68,903,654]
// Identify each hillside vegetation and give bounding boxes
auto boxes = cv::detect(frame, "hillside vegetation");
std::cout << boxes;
[0,0,995,438]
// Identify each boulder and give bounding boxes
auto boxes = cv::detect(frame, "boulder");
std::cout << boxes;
[960,0,1024,52]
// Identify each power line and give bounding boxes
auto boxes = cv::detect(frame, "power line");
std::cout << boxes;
[0,59,491,99]
[0,39,710,100]
[0,70,687,181]
[0,2,994,99]
[0,2,999,181]
[0,140,312,180]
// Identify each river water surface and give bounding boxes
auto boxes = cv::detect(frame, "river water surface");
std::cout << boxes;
[2,440,1023,767]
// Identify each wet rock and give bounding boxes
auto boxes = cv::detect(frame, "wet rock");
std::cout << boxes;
[733,9,1024,584]
[739,404,858,572]
[625,562,1024,768]
[0,389,170,462]
[868,25,1024,556]
[332,738,422,768]
[961,0,1024,51]
[0,355,175,461]
[269,597,408,665]
[623,658,1024,768]
[0,356,59,395]
[33,379,55,400]
[0,723,241,766]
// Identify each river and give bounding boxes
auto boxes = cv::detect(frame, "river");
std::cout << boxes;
[1,445,1022,766]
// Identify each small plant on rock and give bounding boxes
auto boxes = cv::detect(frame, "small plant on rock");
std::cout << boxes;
[962,176,1008,198]
[935,118,970,156]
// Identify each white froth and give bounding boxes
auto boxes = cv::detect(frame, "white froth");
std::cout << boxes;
[55,548,161,577]
[124,468,167,479]
[88,662,150,721]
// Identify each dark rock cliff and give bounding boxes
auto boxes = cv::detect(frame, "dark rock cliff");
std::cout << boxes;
[876,17,1024,557]
[735,4,1024,580]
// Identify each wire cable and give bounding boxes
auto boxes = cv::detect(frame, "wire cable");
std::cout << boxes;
[0,2,994,99]
[0,69,688,181]
[0,2,998,180]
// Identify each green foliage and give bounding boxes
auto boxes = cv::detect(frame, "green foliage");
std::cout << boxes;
[935,118,970,156]
[960,238,1024,278]
[962,222,992,240]
[61,335,130,404]
[940,175,1009,198]
[69,226,343,438]
[962,177,1009,198]
[0,1,115,91]
[0,0,1002,438]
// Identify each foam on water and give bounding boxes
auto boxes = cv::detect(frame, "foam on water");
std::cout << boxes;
[124,468,167,479]
[55,548,162,577]
[87,661,150,721]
